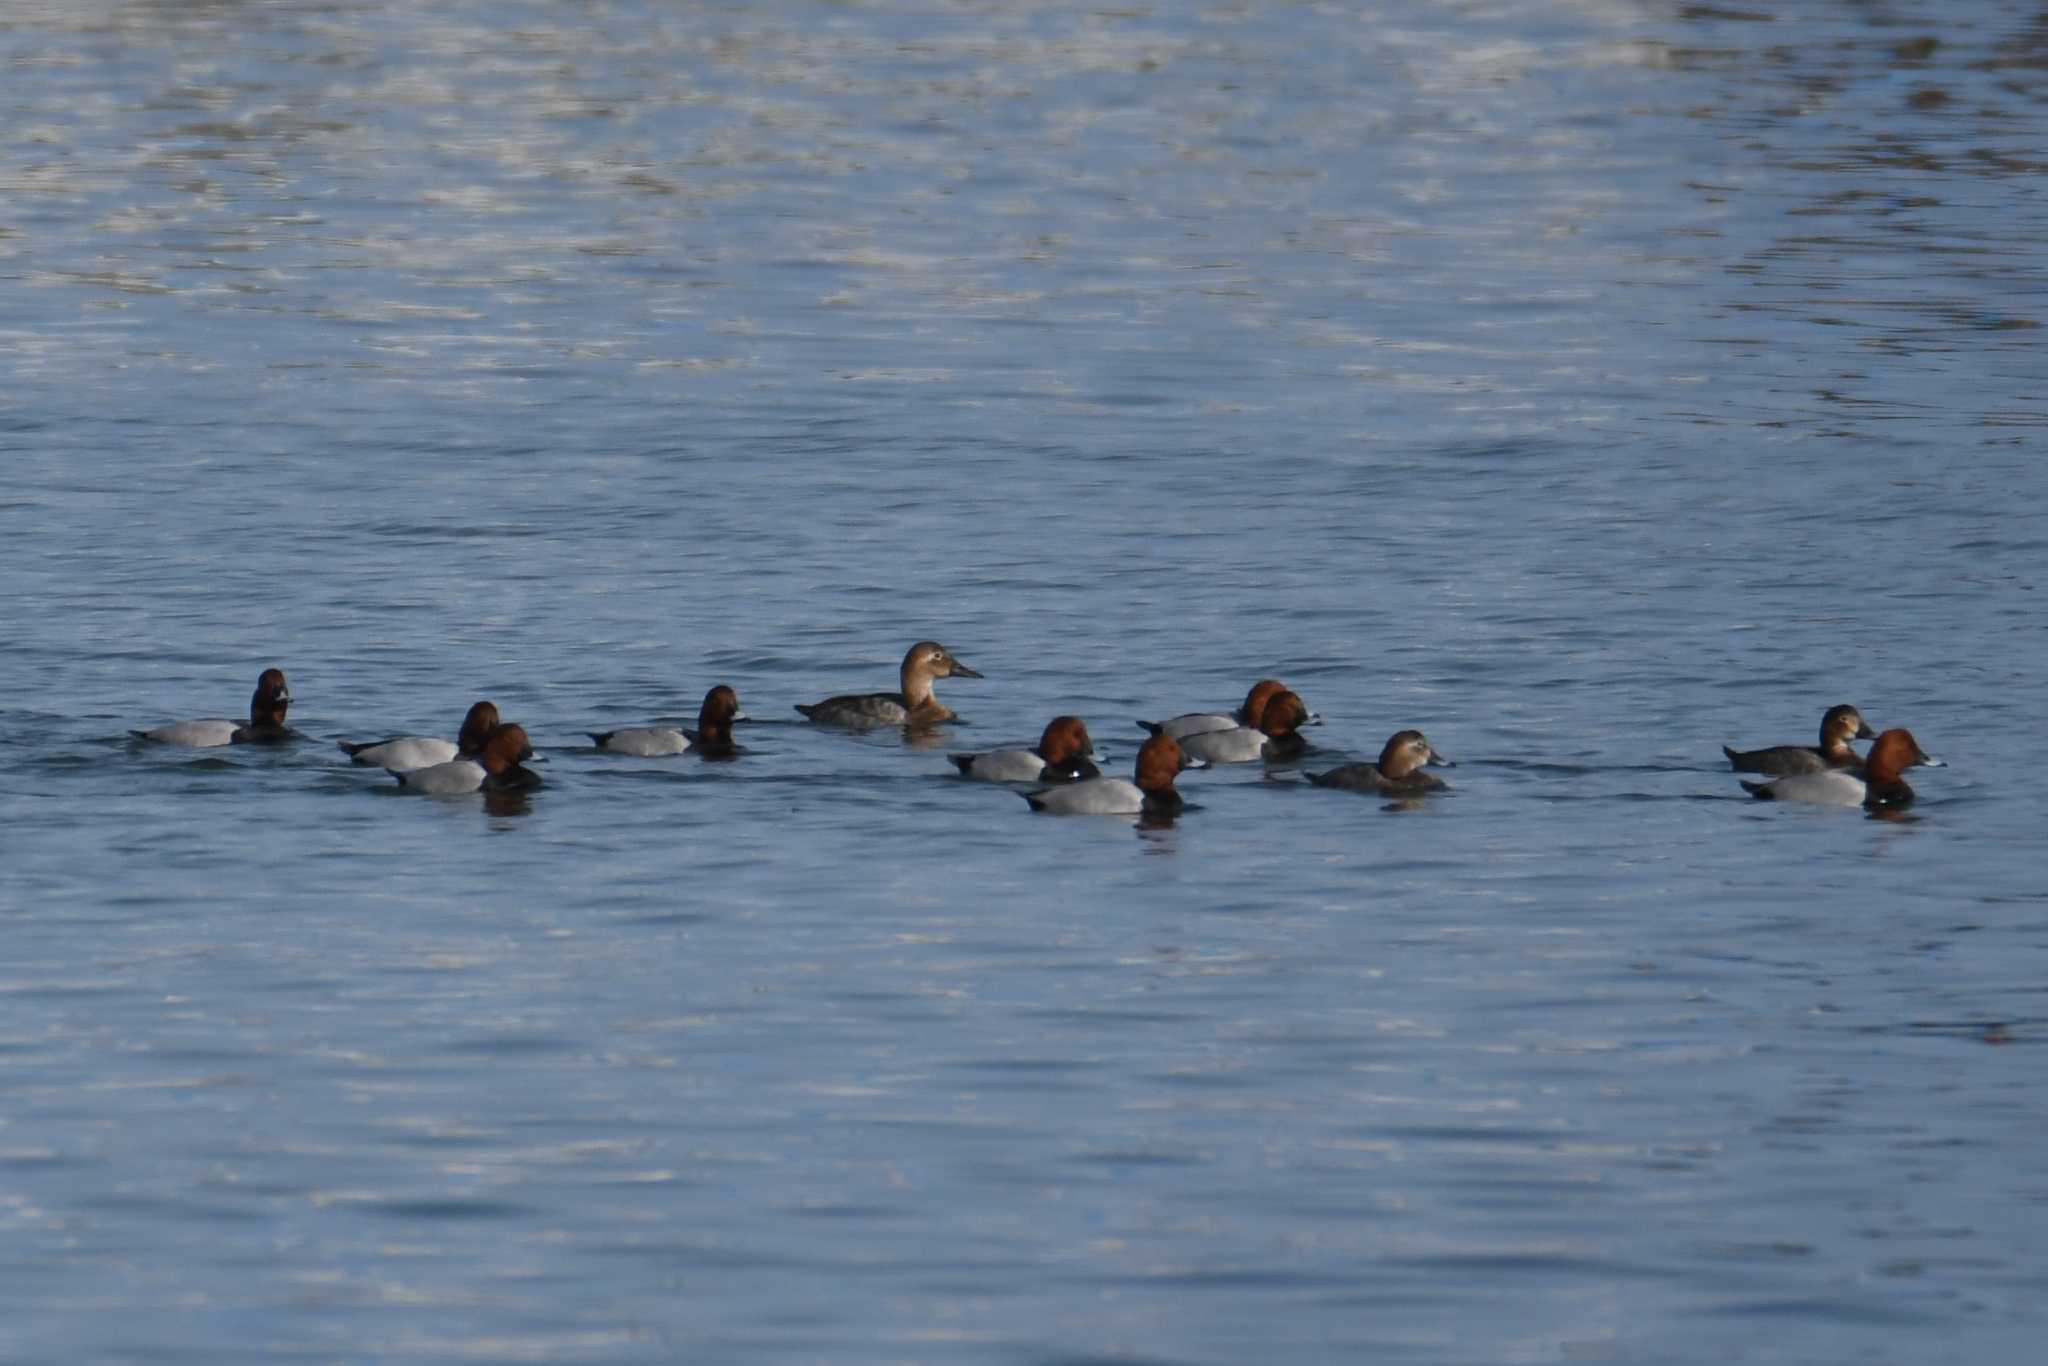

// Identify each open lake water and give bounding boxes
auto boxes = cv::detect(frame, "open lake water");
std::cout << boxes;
[2,1,2045,1360]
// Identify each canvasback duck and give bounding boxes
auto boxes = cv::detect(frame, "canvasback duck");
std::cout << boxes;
[339,700,499,771]
[1308,730,1451,795]
[591,685,747,758]
[1137,678,1321,739]
[951,715,1101,782]
[1740,727,1941,811]
[392,722,543,794]
[1724,704,1876,775]
[1175,689,1312,765]
[796,641,982,728]
[133,667,293,747]
[1024,732,1203,816]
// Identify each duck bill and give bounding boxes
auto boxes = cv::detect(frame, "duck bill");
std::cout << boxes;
[1915,753,1944,767]
[1426,750,1453,768]
[950,661,984,679]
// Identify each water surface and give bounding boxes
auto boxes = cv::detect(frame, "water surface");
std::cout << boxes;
[2,2,2045,1361]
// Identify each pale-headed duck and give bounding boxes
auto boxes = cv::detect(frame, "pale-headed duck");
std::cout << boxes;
[951,715,1101,782]
[340,700,499,771]
[1308,730,1451,795]
[1175,688,1312,765]
[1024,732,1203,816]
[592,685,747,758]
[796,641,982,728]
[392,722,543,794]
[1739,727,1941,811]
[133,667,294,747]
[1724,703,1876,775]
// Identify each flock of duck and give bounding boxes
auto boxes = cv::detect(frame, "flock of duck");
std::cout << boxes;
[129,645,1946,816]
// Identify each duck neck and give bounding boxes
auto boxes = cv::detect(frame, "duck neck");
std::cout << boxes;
[458,715,496,755]
[899,667,934,708]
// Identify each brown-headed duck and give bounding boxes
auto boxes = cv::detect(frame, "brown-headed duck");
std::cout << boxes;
[393,722,543,794]
[951,715,1101,782]
[340,700,500,771]
[1739,727,1941,810]
[1175,688,1313,764]
[592,685,747,758]
[1138,678,1321,739]
[133,667,294,747]
[1024,732,1204,816]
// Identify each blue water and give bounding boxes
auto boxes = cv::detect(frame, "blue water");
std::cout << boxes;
[3,2,2046,1361]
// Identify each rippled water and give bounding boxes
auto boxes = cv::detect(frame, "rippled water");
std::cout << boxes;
[3,1,2046,1361]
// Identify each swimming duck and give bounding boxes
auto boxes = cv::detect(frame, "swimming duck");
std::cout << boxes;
[1139,679,1287,740]
[1739,728,1941,811]
[1307,730,1451,796]
[1723,704,1876,775]
[133,668,294,747]
[392,722,543,794]
[951,715,1100,782]
[796,641,982,727]
[592,685,747,758]
[1023,732,1202,817]
[1175,689,1312,765]
[339,700,499,770]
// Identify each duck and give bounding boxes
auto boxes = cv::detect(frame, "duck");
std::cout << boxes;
[1139,679,1284,740]
[951,715,1100,782]
[391,722,543,794]
[1307,730,1452,795]
[1137,678,1321,739]
[1723,704,1876,775]
[133,668,294,747]
[796,641,982,727]
[339,700,499,771]
[1023,732,1203,816]
[1174,689,1313,765]
[1739,728,1941,811]
[591,685,747,758]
